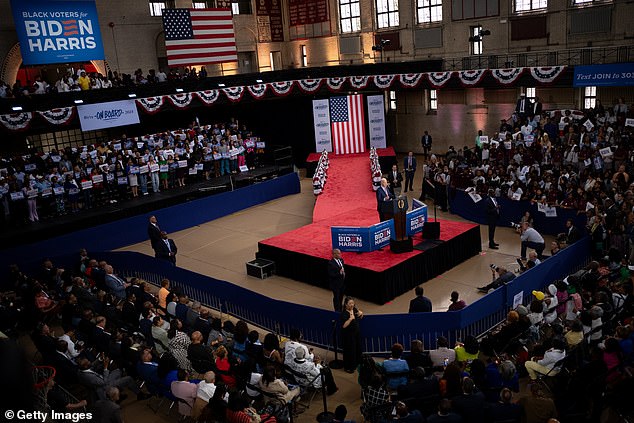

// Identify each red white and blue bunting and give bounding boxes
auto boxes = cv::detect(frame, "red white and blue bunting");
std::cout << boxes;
[0,112,33,131]
[136,96,165,114]
[373,74,396,90]
[297,78,324,93]
[399,73,424,88]
[246,84,267,99]
[222,86,245,102]
[168,93,194,108]
[491,68,524,85]
[427,71,453,88]
[195,90,219,105]
[269,81,294,96]
[530,66,565,84]
[37,107,75,125]
[0,66,572,132]
[326,77,346,91]
[458,69,487,86]
[349,75,370,89]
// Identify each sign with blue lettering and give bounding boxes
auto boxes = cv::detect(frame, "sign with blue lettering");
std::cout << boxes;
[406,203,427,236]
[573,63,634,87]
[369,220,394,250]
[331,226,371,252]
[77,100,140,131]
[11,0,105,65]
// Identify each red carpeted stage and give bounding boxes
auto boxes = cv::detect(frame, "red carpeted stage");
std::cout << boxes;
[257,152,481,304]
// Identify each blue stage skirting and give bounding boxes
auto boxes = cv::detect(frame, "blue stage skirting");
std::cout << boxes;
[449,188,587,236]
[25,236,588,355]
[0,173,300,269]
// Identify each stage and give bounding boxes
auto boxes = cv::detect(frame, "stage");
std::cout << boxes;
[305,146,397,177]
[256,152,481,304]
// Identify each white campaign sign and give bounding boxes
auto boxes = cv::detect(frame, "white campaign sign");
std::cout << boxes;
[77,100,140,131]
[367,95,386,149]
[312,99,333,152]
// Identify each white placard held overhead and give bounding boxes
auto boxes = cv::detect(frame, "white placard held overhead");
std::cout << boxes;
[599,147,613,158]
[513,292,523,310]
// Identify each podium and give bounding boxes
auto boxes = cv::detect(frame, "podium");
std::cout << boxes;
[388,196,414,253]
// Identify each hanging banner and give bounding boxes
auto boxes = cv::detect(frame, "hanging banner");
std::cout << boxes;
[573,63,634,87]
[289,0,329,26]
[77,100,140,131]
[10,0,105,65]
[367,95,386,149]
[312,99,333,152]
[331,226,371,252]
[256,0,284,42]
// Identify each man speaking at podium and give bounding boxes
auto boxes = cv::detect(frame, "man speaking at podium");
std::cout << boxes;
[377,178,394,222]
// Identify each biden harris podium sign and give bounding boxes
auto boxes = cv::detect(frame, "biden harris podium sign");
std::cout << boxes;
[11,0,105,65]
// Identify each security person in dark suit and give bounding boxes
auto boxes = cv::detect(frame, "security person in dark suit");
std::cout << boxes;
[565,218,582,244]
[421,131,432,158]
[387,164,403,193]
[147,215,162,254]
[485,189,500,249]
[403,152,417,193]
[408,285,432,313]
[155,231,178,265]
[328,249,346,312]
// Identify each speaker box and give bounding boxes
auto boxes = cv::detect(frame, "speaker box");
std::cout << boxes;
[423,222,440,239]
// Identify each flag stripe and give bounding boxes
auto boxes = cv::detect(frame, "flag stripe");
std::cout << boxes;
[163,8,237,67]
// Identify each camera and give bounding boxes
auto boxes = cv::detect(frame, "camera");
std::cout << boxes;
[490,264,499,271]
[510,222,521,230]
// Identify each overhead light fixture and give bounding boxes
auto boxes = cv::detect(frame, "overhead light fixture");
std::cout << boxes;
[175,88,184,92]
[469,29,491,43]
[256,79,263,83]
[128,93,137,98]
[74,99,84,104]
[218,83,225,87]
[11,106,23,111]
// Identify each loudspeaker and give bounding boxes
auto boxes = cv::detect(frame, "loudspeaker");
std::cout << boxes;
[423,222,440,239]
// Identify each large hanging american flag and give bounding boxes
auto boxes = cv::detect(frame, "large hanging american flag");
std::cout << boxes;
[329,95,366,154]
[162,8,238,67]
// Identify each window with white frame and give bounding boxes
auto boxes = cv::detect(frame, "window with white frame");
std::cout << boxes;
[301,45,308,67]
[376,0,399,29]
[388,91,397,110]
[340,0,361,33]
[417,0,442,24]
[573,0,610,4]
[192,1,210,8]
[149,1,167,16]
[515,0,547,12]
[429,89,437,110]
[470,26,482,55]
[525,87,536,102]
[584,86,597,109]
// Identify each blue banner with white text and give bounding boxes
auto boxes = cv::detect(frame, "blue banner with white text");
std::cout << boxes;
[573,63,634,87]
[11,0,105,65]
[406,204,427,237]
[331,226,371,252]
[370,220,395,249]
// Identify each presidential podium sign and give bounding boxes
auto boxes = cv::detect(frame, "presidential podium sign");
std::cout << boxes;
[406,200,428,236]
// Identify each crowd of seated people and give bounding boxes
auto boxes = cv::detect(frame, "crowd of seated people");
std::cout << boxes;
[0,119,266,225]
[0,66,209,98]
[0,250,341,422]
[420,101,634,260]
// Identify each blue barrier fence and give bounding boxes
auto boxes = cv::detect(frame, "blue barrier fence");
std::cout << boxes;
[0,172,301,269]
[449,188,587,235]
[79,237,589,354]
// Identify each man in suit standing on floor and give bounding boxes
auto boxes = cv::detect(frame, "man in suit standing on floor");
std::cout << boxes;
[155,231,178,265]
[409,285,432,313]
[486,189,500,250]
[403,152,417,193]
[328,249,346,312]
[148,215,162,255]
[421,131,432,158]
[387,164,403,195]
[377,178,394,222]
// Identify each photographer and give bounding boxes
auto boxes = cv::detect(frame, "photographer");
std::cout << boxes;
[477,266,516,293]
[518,222,545,260]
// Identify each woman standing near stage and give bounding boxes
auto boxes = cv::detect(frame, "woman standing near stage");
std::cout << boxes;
[341,297,364,373]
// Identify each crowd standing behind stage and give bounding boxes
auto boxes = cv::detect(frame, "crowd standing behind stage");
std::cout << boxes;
[0,119,267,225]
[418,99,634,261]
[0,66,208,98]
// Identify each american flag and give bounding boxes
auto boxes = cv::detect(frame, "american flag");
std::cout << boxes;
[162,8,238,67]
[330,95,366,154]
